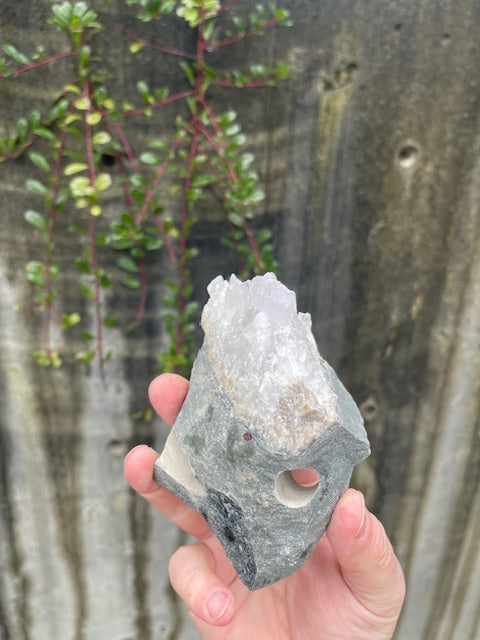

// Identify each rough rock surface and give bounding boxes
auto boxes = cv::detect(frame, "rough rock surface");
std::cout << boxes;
[154,273,370,589]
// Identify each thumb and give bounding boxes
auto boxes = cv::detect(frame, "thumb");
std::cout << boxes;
[326,489,406,621]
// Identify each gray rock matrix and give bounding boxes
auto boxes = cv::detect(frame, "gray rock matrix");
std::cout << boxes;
[154,273,370,590]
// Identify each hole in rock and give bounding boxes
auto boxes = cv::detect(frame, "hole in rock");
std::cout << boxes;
[275,469,321,508]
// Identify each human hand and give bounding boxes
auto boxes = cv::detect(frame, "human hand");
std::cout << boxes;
[124,374,405,640]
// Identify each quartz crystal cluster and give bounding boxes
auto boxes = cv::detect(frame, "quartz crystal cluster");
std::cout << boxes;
[154,273,370,590]
[202,273,337,452]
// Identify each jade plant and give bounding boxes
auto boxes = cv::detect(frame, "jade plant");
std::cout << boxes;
[0,0,291,375]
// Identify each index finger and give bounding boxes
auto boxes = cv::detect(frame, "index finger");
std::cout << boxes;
[124,444,212,540]
[148,373,189,427]
[125,373,212,540]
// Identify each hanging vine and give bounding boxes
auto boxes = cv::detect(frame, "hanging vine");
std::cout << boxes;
[0,0,292,375]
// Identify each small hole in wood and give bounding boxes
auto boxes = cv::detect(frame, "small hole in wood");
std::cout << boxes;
[107,439,128,458]
[100,153,116,167]
[397,143,420,169]
[360,396,379,422]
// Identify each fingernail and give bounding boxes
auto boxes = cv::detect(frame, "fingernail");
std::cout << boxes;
[206,590,230,622]
[123,445,138,465]
[353,491,367,539]
[123,444,144,464]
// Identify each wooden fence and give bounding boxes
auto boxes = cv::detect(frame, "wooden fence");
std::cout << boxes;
[0,1,478,638]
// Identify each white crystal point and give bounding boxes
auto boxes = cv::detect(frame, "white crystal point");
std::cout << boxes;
[201,272,338,453]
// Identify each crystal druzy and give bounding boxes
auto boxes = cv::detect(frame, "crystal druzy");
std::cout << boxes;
[154,273,370,590]
[202,273,340,452]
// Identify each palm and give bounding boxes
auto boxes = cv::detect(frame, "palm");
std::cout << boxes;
[191,530,387,640]
[124,374,405,640]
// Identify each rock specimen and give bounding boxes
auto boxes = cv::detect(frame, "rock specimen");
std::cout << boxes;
[154,273,370,590]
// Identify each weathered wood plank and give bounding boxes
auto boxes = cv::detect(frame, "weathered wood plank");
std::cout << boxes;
[1,1,479,638]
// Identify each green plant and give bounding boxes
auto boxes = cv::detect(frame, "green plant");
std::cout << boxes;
[0,0,291,374]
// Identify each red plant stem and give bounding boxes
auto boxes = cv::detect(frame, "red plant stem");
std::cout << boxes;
[123,89,195,117]
[196,118,265,270]
[133,131,182,266]
[210,178,245,273]
[155,218,178,264]
[119,26,195,59]
[197,120,237,182]
[109,121,179,264]
[100,120,138,216]
[174,12,208,358]
[197,154,247,274]
[107,123,152,328]
[84,95,96,185]
[176,126,199,356]
[135,135,183,225]
[2,50,78,78]
[107,127,176,327]
[43,128,69,356]
[133,257,148,329]
[212,79,274,88]
[243,219,264,270]
[110,121,172,281]
[84,82,104,363]
[197,94,223,137]
[196,145,225,181]
[227,219,244,271]
[1,136,38,162]
[217,0,240,15]
[210,18,280,50]
[88,218,104,364]
[111,121,139,173]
